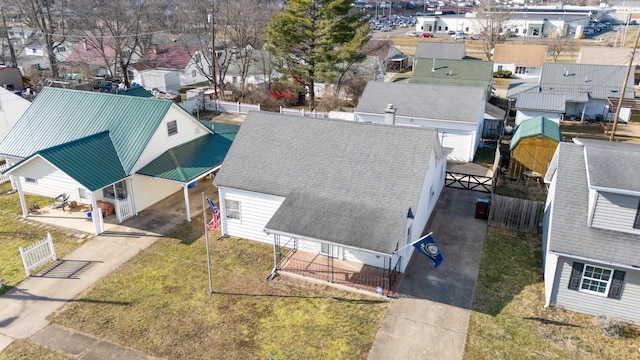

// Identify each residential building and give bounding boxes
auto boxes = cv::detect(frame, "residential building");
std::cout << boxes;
[543,139,640,324]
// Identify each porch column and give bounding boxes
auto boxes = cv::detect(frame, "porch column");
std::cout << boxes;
[90,194,104,235]
[183,185,191,222]
[14,176,28,218]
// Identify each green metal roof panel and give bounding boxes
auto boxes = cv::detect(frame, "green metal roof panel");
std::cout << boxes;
[510,116,562,150]
[136,130,237,182]
[120,87,154,98]
[0,87,173,174]
[38,132,127,191]
[409,58,494,87]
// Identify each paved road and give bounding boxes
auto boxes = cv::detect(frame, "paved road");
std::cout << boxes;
[368,187,488,360]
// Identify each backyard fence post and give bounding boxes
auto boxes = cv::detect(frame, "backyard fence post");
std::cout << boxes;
[258,103,261,112]
[19,246,30,277]
[47,232,56,260]
[236,101,240,114]
[279,106,283,114]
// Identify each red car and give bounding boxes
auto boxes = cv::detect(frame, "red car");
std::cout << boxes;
[421,33,433,38]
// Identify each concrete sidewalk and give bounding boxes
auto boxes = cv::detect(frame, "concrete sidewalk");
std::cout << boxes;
[0,215,173,354]
[368,188,488,360]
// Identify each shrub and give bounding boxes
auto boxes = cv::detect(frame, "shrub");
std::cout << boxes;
[493,70,512,78]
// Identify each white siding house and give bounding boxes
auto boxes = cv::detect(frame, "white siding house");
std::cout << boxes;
[214,112,447,282]
[543,139,640,324]
[0,87,31,142]
[0,88,238,234]
[354,82,486,162]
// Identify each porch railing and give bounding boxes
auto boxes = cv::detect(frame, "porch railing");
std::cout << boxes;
[0,162,10,184]
[388,256,401,291]
[284,257,390,295]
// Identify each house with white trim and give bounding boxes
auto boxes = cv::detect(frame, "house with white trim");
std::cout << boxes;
[0,87,237,234]
[542,139,640,324]
[214,112,447,280]
[0,87,31,142]
[354,81,486,162]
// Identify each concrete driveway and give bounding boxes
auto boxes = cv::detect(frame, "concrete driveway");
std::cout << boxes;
[369,188,488,360]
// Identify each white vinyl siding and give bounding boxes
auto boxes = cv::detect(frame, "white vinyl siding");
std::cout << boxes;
[131,105,208,173]
[132,174,182,212]
[12,157,84,202]
[218,187,285,244]
[591,192,640,235]
[343,248,386,268]
[354,112,480,162]
[552,257,640,324]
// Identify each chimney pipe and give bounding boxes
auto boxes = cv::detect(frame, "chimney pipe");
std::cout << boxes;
[384,103,396,125]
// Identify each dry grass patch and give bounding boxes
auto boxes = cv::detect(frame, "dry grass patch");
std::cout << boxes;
[0,183,90,291]
[465,227,640,360]
[0,339,71,360]
[51,219,387,359]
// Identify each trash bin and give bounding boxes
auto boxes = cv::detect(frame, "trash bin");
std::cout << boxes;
[475,197,491,220]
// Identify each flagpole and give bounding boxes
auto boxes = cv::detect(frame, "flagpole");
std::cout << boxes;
[203,193,214,295]
[394,232,433,254]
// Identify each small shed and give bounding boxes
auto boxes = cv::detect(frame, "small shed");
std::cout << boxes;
[509,116,562,178]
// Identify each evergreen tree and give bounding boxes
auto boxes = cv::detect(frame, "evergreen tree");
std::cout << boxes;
[264,0,370,108]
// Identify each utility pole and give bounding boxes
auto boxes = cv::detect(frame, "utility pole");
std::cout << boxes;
[610,28,640,141]
[211,0,218,99]
[1,8,17,67]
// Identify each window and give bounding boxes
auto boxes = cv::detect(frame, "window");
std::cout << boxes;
[634,201,640,229]
[224,199,241,220]
[515,66,526,74]
[167,120,178,136]
[78,188,89,202]
[192,70,197,78]
[195,53,201,63]
[568,262,625,299]
[103,181,128,200]
[406,224,412,245]
[25,177,37,184]
[438,26,442,31]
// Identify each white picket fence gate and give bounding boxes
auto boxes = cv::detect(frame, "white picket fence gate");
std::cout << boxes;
[116,196,135,223]
[19,233,57,277]
[0,162,10,184]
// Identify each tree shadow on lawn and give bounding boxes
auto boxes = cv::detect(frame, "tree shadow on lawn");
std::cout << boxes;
[471,227,544,316]
[211,291,387,304]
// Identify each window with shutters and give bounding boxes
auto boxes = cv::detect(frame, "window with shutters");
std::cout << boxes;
[568,262,625,299]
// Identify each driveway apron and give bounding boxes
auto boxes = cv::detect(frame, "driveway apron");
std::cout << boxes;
[369,188,488,360]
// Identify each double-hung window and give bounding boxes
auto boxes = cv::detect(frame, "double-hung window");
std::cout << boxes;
[167,120,178,136]
[568,262,625,299]
[224,199,241,220]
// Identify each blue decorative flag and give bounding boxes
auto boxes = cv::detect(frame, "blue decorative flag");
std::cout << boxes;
[412,232,444,268]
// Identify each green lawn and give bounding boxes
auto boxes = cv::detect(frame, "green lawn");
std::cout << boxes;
[465,227,640,359]
[48,219,387,359]
[0,182,89,292]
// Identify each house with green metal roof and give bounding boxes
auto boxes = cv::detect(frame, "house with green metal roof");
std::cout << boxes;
[509,116,562,178]
[0,87,238,234]
[409,58,494,97]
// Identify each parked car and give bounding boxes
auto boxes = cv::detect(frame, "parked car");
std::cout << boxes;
[421,32,433,38]
[406,31,418,37]
[451,32,465,40]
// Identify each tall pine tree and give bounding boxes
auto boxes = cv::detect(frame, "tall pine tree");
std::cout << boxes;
[264,0,370,108]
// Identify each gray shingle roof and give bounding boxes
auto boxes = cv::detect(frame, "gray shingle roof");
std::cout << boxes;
[214,112,439,254]
[578,138,640,193]
[548,142,640,267]
[539,63,634,100]
[414,42,465,60]
[354,82,484,123]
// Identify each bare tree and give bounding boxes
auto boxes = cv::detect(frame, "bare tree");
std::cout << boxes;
[12,0,66,77]
[473,0,511,61]
[1,8,18,66]
[549,35,571,62]
[79,0,153,86]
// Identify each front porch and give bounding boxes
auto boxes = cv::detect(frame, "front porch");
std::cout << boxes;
[281,250,402,296]
[26,179,219,235]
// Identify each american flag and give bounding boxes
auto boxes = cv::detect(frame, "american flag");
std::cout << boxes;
[206,197,220,231]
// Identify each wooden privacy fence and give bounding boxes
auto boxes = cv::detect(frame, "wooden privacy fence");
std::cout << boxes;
[488,194,543,233]
[20,233,57,277]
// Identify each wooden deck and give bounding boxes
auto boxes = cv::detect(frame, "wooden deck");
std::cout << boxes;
[282,251,402,296]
